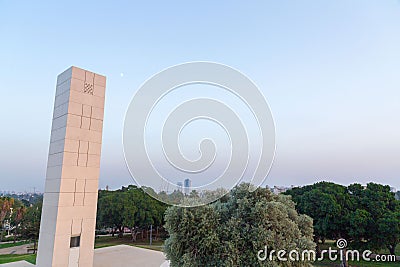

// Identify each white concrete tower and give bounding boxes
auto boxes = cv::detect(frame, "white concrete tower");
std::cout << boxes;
[37,67,106,267]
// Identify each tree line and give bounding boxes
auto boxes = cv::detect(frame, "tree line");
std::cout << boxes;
[2,181,398,266]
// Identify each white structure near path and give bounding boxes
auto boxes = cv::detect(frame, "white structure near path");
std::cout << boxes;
[36,67,106,267]
[1,67,170,267]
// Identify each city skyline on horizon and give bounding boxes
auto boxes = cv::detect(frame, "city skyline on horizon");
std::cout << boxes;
[1,179,398,195]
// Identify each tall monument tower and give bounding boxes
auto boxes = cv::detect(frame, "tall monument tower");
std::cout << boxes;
[37,67,106,267]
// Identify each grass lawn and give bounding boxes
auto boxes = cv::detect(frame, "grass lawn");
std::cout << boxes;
[95,235,164,252]
[0,254,36,264]
[0,240,30,249]
[378,244,400,255]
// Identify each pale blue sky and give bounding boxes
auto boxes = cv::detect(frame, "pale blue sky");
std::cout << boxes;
[1,1,399,192]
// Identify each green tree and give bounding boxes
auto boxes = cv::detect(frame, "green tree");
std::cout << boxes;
[20,200,42,253]
[0,197,25,241]
[0,197,14,240]
[11,206,26,242]
[97,190,136,237]
[96,186,167,239]
[349,183,400,253]
[285,182,351,252]
[164,184,315,266]
[377,211,400,255]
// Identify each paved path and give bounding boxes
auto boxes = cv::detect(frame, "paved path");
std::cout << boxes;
[0,244,33,255]
[0,245,170,267]
[94,245,168,267]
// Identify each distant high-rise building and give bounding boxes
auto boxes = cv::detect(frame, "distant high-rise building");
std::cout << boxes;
[184,179,191,195]
[177,182,183,192]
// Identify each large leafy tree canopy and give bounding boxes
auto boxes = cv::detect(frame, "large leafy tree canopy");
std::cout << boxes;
[285,182,351,244]
[96,185,167,237]
[164,184,315,267]
[285,182,400,255]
